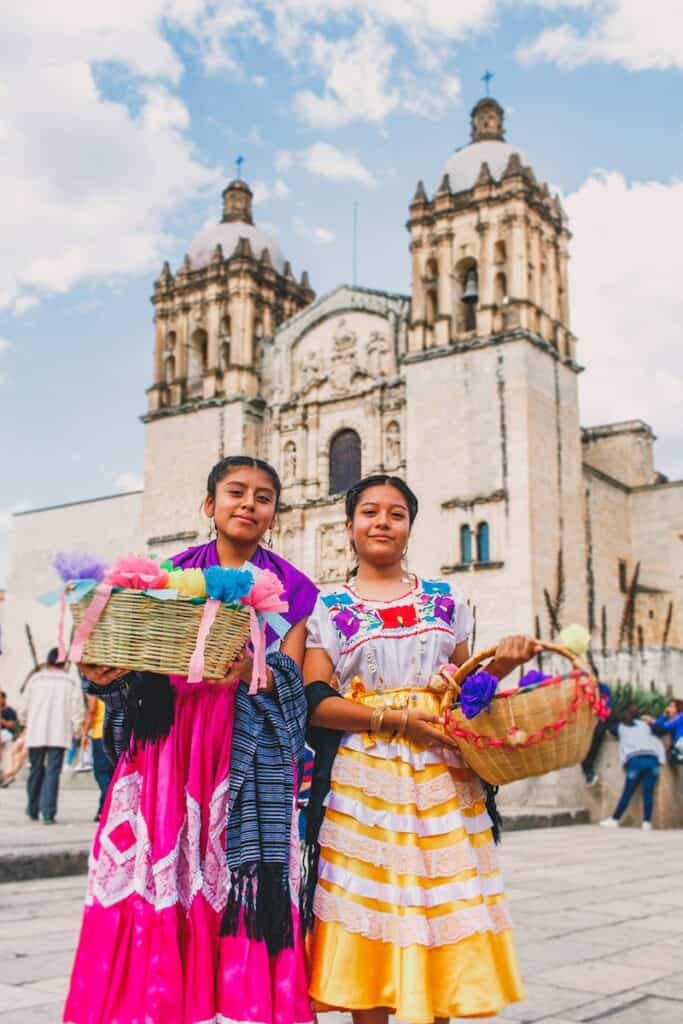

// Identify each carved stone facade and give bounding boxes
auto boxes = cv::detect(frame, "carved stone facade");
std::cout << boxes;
[2,97,681,700]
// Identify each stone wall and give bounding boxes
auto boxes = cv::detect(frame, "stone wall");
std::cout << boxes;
[582,420,656,488]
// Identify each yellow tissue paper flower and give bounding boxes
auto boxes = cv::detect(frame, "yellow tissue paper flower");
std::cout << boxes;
[559,623,590,658]
[166,568,207,598]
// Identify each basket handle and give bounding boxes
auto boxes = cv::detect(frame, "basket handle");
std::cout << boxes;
[445,639,584,704]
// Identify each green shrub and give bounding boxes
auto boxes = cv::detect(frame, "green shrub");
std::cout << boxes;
[611,683,669,718]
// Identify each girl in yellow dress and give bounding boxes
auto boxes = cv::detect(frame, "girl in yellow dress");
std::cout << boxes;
[303,474,537,1023]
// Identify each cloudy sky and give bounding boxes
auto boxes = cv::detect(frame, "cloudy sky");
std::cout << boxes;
[1,1,682,585]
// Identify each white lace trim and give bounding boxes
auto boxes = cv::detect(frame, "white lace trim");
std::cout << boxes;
[318,855,503,907]
[342,731,465,771]
[331,754,483,811]
[324,790,492,838]
[87,770,229,913]
[318,817,499,878]
[314,886,512,949]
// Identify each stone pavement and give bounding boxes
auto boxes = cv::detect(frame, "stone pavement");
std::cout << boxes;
[1,822,681,1024]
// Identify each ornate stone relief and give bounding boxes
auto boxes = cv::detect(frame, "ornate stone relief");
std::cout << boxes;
[318,521,351,583]
[282,440,297,485]
[330,319,358,394]
[384,421,401,470]
[298,350,324,393]
[367,331,392,377]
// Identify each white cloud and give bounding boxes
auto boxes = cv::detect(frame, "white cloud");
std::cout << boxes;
[275,151,293,173]
[252,178,290,203]
[0,339,13,353]
[567,171,683,476]
[290,18,464,128]
[292,217,336,245]
[299,143,376,186]
[519,1,683,70]
[115,472,144,492]
[0,4,221,314]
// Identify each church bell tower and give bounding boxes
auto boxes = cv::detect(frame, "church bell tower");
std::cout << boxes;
[404,95,586,643]
[141,176,314,557]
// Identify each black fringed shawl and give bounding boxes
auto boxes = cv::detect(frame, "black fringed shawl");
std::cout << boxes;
[221,651,307,954]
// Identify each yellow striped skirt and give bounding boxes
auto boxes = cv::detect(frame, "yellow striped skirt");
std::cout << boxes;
[308,686,524,1022]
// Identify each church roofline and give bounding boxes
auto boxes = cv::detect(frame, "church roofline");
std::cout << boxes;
[13,489,143,518]
[272,283,410,343]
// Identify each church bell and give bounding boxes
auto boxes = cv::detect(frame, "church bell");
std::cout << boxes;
[462,269,478,304]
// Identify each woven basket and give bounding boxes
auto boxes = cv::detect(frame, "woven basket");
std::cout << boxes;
[70,590,251,678]
[443,641,602,786]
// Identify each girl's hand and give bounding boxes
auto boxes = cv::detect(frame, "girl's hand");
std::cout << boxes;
[212,651,275,693]
[387,708,459,750]
[489,635,541,679]
[79,664,130,687]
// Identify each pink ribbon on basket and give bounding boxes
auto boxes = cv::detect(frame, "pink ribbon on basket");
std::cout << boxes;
[187,598,221,683]
[241,571,289,695]
[57,588,68,663]
[69,584,113,664]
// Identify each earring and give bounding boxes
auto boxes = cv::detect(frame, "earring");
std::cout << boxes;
[267,530,273,549]
[207,518,215,540]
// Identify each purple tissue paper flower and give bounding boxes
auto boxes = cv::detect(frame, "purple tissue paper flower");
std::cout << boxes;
[333,608,360,639]
[519,669,550,688]
[459,671,499,719]
[54,551,108,583]
[433,594,455,624]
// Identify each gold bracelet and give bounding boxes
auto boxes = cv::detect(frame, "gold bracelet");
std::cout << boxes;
[370,706,388,736]
[397,708,410,739]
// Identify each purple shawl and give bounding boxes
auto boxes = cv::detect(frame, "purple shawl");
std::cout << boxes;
[170,541,318,645]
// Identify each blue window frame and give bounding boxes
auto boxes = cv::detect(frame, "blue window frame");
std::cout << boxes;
[477,522,490,563]
[460,524,472,565]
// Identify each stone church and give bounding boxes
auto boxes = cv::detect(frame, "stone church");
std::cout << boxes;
[4,97,682,693]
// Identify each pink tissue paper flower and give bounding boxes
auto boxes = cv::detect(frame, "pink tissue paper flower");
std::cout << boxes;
[104,554,169,590]
[240,569,289,613]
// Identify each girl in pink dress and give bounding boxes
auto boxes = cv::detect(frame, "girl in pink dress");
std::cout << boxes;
[64,456,317,1024]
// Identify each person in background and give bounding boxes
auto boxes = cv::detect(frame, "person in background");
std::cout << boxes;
[600,704,666,831]
[646,699,683,765]
[17,648,84,823]
[581,668,614,786]
[82,692,114,820]
[0,690,21,787]
[1,690,19,743]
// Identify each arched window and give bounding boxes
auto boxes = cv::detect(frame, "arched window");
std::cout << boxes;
[460,525,472,565]
[188,328,208,384]
[329,429,361,496]
[426,288,437,325]
[456,258,478,333]
[476,522,490,563]
[494,272,508,305]
[164,354,175,386]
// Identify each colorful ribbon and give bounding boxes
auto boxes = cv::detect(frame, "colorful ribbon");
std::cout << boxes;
[187,598,221,683]
[69,583,113,664]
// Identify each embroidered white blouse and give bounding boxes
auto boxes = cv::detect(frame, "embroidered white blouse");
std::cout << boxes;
[306,577,473,693]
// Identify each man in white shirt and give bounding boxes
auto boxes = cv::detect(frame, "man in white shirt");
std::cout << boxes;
[18,649,84,823]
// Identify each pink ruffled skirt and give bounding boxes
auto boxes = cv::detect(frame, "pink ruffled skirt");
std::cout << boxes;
[64,679,312,1024]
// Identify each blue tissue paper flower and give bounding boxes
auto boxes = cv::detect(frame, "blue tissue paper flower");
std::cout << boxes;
[204,566,254,603]
[459,671,498,719]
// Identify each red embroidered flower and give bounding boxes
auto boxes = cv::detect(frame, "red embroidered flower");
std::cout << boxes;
[379,604,418,630]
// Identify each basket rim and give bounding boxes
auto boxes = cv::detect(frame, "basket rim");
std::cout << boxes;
[71,586,249,610]
[451,667,593,709]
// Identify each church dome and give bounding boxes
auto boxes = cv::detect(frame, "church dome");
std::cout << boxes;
[441,96,529,194]
[442,139,529,194]
[188,178,285,272]
[189,222,285,273]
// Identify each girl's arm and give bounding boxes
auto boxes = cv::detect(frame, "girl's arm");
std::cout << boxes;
[303,647,458,748]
